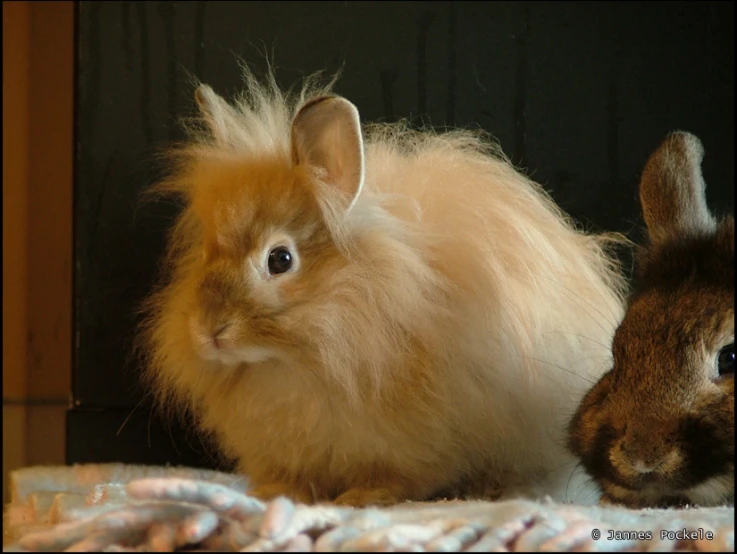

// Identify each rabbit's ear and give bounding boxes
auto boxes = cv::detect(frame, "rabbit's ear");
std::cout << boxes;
[291,96,365,212]
[194,84,240,145]
[639,131,716,243]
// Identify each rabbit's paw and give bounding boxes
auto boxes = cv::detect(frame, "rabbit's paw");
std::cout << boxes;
[333,487,403,507]
[248,483,313,504]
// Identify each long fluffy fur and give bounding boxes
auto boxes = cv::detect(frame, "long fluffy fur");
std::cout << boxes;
[138,67,628,505]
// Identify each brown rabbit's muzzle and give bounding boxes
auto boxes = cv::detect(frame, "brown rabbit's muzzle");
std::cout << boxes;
[571,369,734,507]
[617,421,681,477]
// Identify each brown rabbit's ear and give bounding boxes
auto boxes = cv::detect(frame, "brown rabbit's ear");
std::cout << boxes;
[194,84,240,145]
[290,96,365,212]
[638,131,717,243]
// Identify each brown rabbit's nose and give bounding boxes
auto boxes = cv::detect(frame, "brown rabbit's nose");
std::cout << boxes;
[620,427,680,475]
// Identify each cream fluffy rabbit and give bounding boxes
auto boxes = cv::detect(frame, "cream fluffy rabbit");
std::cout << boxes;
[139,69,627,507]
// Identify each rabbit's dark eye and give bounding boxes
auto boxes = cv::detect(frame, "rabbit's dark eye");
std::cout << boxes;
[717,343,734,376]
[267,246,293,275]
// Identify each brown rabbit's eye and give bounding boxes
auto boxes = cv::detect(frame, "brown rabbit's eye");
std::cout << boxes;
[267,246,293,275]
[717,343,734,376]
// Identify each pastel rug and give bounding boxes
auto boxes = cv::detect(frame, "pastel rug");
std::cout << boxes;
[2,464,734,552]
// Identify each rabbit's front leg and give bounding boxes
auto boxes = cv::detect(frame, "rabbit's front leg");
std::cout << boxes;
[248,482,314,504]
[333,486,406,507]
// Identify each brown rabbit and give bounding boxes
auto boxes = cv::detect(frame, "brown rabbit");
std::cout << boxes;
[139,68,628,507]
[568,131,735,509]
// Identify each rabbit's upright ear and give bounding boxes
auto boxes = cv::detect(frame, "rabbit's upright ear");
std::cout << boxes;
[291,96,365,212]
[638,131,717,243]
[194,84,240,145]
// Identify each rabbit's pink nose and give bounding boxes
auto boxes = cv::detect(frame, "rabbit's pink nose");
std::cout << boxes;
[190,316,232,352]
[210,323,230,349]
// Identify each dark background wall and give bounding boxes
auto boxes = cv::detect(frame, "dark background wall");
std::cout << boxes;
[68,1,734,469]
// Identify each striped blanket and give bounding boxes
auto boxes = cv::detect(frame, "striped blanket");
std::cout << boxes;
[3,464,734,552]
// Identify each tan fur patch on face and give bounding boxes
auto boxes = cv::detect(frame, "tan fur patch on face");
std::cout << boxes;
[609,439,683,479]
[182,153,346,360]
[190,154,324,256]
